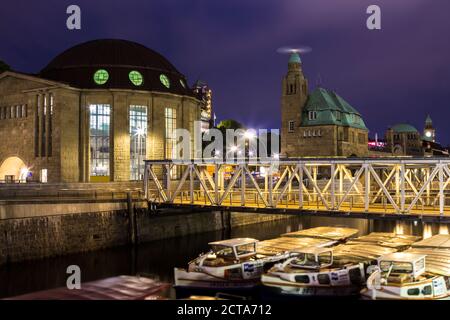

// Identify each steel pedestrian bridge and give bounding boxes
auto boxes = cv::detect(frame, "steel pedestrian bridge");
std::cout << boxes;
[143,158,450,222]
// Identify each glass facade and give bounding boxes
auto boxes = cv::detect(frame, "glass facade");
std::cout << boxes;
[165,107,177,177]
[90,104,111,177]
[130,105,147,180]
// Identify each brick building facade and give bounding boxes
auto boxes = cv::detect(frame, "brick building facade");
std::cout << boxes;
[280,52,368,158]
[0,39,202,183]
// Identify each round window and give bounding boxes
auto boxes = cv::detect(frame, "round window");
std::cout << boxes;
[129,71,143,86]
[93,69,109,85]
[160,74,170,88]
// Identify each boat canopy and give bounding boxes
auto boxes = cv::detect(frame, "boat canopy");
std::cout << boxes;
[378,252,426,278]
[209,238,258,247]
[282,227,358,241]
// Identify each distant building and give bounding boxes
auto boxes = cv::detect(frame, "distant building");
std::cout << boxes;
[280,52,368,157]
[193,80,213,132]
[376,115,448,157]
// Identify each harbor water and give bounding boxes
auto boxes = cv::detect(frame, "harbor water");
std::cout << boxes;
[0,214,449,299]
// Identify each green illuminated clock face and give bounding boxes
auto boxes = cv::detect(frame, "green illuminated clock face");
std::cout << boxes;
[93,69,109,85]
[160,74,170,88]
[129,70,143,86]
[179,79,186,88]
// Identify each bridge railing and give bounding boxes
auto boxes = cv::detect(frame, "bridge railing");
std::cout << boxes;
[143,158,450,216]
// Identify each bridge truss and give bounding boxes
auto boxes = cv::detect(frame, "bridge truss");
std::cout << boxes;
[143,158,450,218]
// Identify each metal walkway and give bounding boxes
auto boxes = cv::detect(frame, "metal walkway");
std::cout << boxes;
[143,158,450,222]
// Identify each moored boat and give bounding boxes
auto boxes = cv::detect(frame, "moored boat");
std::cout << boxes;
[361,234,450,300]
[174,227,359,296]
[260,232,420,299]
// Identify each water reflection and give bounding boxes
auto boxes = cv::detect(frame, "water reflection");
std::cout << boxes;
[0,214,449,299]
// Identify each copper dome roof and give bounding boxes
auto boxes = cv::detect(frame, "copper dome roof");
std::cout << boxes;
[40,39,195,96]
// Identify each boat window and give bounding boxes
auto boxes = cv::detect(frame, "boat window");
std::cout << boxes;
[407,288,420,296]
[380,261,413,274]
[446,277,450,291]
[292,253,318,267]
[349,267,363,285]
[294,275,310,284]
[235,243,256,256]
[318,252,332,265]
[422,285,432,295]
[414,259,425,272]
[212,245,234,258]
[318,274,330,285]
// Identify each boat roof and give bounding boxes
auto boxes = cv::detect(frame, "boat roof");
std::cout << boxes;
[4,276,170,300]
[282,227,359,241]
[379,252,426,263]
[256,237,336,256]
[349,232,421,249]
[412,234,450,249]
[407,247,450,276]
[292,246,332,255]
[209,238,258,247]
[332,243,398,264]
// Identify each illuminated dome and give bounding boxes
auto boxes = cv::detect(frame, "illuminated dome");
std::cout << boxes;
[39,39,193,95]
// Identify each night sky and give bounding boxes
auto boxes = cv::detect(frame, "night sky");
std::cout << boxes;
[1,0,450,144]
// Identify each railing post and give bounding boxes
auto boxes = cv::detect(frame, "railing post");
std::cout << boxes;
[364,163,370,213]
[400,163,405,213]
[214,164,219,205]
[439,163,444,216]
[189,164,194,204]
[268,166,273,208]
[299,163,303,209]
[241,164,246,206]
[143,163,149,201]
[331,163,335,210]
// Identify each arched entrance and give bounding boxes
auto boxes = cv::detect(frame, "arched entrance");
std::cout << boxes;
[0,156,28,182]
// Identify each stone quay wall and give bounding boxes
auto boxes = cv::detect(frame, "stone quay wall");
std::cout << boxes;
[0,200,290,265]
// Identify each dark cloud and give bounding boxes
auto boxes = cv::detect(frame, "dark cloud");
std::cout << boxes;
[1,0,449,144]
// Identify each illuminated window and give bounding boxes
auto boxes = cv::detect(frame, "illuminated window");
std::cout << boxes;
[129,71,143,86]
[89,104,111,177]
[165,108,177,177]
[93,69,109,85]
[179,79,186,88]
[160,74,170,88]
[130,105,147,180]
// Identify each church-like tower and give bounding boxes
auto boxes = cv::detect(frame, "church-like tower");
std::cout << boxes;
[423,114,435,142]
[280,52,308,157]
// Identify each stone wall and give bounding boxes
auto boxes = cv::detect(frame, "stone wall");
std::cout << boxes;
[0,203,292,265]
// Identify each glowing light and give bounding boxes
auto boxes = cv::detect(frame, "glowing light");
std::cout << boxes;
[395,222,404,235]
[273,153,280,159]
[439,225,449,235]
[425,131,432,138]
[423,224,433,239]
[135,127,145,136]
[249,151,254,157]
[244,130,256,140]
[230,146,238,152]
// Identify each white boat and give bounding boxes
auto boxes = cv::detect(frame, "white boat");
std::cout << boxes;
[261,247,366,297]
[174,227,360,292]
[361,235,450,300]
[260,232,419,298]
[174,238,286,290]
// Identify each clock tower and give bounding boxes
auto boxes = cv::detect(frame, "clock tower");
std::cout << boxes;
[423,115,435,142]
